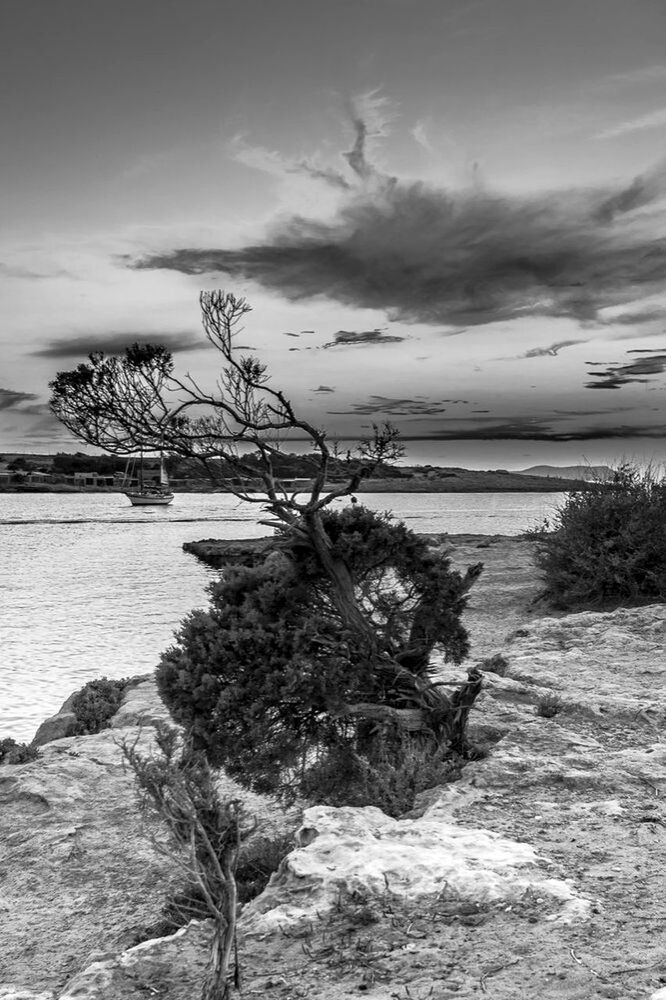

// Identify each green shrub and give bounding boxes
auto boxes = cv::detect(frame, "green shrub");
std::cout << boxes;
[0,738,40,765]
[479,654,509,676]
[533,464,666,608]
[157,506,481,804]
[71,676,131,734]
[536,693,564,718]
[300,736,463,818]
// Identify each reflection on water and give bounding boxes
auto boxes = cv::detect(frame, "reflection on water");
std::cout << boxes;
[1,491,564,741]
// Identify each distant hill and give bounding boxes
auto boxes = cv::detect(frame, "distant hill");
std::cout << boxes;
[517,465,613,482]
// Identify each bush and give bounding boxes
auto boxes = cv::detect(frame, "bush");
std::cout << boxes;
[536,693,564,718]
[300,736,463,818]
[0,738,40,765]
[71,676,131,734]
[157,506,481,805]
[151,830,295,933]
[533,464,666,608]
[479,654,509,676]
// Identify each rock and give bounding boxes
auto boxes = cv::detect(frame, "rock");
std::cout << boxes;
[110,677,172,729]
[182,536,274,569]
[505,604,666,723]
[1,679,295,998]
[241,802,591,938]
[58,923,211,1000]
[30,691,80,747]
[0,992,55,1000]
[0,727,176,995]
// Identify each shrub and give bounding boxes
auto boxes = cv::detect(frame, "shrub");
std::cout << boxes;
[533,464,666,608]
[71,676,131,734]
[479,654,509,676]
[300,736,463,818]
[0,737,40,765]
[151,829,295,934]
[536,693,564,718]
[157,506,482,805]
[121,723,253,1000]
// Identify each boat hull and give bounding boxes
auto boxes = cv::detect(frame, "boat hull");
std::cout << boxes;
[124,491,175,506]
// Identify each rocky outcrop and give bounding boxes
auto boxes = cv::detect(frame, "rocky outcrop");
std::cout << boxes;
[30,691,80,747]
[4,602,666,998]
[0,680,293,999]
[182,537,274,569]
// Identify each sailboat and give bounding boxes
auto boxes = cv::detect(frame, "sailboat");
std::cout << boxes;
[123,452,174,506]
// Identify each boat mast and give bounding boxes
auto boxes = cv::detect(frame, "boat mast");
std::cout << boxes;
[138,448,144,492]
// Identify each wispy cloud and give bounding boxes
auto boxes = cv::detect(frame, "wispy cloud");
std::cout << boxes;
[518,339,586,359]
[230,133,352,191]
[596,64,666,89]
[596,107,666,140]
[0,261,72,281]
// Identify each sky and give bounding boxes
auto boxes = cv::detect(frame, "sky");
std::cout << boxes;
[3,0,666,470]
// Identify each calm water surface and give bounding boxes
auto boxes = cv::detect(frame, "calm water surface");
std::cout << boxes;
[1,491,564,740]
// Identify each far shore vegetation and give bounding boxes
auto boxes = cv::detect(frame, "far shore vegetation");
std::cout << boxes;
[0,448,592,494]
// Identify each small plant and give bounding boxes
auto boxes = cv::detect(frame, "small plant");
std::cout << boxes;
[479,654,509,676]
[536,693,564,718]
[0,737,40,765]
[121,723,255,1000]
[71,676,131,734]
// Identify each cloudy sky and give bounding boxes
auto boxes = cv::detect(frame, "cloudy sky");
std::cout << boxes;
[3,0,666,469]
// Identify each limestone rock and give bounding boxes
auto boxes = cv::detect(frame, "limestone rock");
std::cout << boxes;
[504,604,666,722]
[0,727,176,995]
[30,691,80,747]
[110,677,172,729]
[241,802,590,938]
[57,923,211,1000]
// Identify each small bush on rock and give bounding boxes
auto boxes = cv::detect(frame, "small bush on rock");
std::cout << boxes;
[533,464,666,608]
[71,676,131,734]
[479,654,509,676]
[0,737,40,765]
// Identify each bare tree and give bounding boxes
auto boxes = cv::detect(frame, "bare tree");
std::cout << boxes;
[51,291,404,641]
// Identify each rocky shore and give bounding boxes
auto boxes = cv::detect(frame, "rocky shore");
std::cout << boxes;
[2,536,666,999]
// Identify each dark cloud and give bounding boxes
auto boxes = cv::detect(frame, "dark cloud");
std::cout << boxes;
[32,332,204,359]
[322,329,405,348]
[406,420,666,442]
[312,385,335,393]
[129,128,666,327]
[584,352,666,389]
[0,387,39,410]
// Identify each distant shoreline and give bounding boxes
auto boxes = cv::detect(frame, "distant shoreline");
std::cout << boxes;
[0,479,584,496]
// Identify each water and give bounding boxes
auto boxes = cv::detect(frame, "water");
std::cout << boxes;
[0,491,564,741]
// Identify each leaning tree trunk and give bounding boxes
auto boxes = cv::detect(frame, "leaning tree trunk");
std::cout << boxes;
[301,510,484,756]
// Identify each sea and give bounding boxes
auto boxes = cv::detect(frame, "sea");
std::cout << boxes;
[1,491,565,741]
